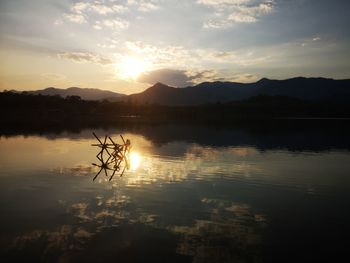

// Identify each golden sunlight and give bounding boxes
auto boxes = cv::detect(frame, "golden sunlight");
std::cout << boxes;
[117,56,146,80]
[129,151,141,170]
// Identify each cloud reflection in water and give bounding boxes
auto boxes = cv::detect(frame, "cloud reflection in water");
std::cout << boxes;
[3,131,348,262]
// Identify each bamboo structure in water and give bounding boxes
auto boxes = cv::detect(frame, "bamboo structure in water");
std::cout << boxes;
[91,132,131,181]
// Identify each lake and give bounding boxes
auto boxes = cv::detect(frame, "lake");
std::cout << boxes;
[1,122,350,262]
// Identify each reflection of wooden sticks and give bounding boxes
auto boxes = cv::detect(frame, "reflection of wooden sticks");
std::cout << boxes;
[91,133,131,181]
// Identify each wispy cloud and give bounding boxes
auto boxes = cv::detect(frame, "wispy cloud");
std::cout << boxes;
[62,0,128,26]
[301,36,322,47]
[122,41,199,69]
[186,69,221,84]
[91,2,127,15]
[57,52,113,65]
[71,1,128,15]
[123,41,270,67]
[63,13,87,24]
[231,73,259,82]
[70,2,89,14]
[94,19,129,30]
[127,0,161,12]
[198,0,275,28]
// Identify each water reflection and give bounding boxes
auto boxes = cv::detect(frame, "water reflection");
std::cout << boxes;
[172,198,267,262]
[129,152,141,170]
[4,182,266,263]
[1,125,350,262]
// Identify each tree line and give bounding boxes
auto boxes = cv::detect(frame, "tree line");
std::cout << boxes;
[1,91,350,126]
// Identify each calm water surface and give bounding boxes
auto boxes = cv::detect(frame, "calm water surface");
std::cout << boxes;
[1,124,350,262]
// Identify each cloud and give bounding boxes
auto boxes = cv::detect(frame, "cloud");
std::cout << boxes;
[198,0,275,28]
[300,36,322,47]
[127,0,160,12]
[186,69,221,84]
[94,19,129,30]
[198,0,250,6]
[71,2,89,14]
[138,68,221,87]
[138,69,194,87]
[197,48,271,66]
[107,39,272,85]
[231,73,259,82]
[63,13,87,24]
[117,41,268,84]
[91,3,126,15]
[229,1,274,22]
[122,41,199,69]
[203,20,232,29]
[62,1,128,26]
[71,1,128,15]
[57,52,113,65]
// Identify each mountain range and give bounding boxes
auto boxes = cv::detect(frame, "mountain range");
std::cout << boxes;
[126,77,350,106]
[27,87,125,101]
[17,77,350,105]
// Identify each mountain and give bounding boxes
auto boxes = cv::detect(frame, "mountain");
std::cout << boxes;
[126,82,252,105]
[28,87,125,101]
[125,78,350,106]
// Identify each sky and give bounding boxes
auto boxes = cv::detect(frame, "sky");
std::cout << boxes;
[0,0,349,94]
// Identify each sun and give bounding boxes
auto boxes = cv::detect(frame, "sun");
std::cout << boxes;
[117,56,146,80]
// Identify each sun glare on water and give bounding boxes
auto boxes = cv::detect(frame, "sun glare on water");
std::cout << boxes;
[117,56,146,80]
[129,152,141,170]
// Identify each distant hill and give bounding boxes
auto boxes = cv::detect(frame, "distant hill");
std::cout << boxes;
[28,87,125,101]
[125,77,350,106]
